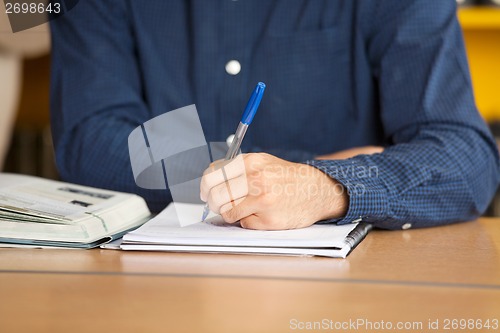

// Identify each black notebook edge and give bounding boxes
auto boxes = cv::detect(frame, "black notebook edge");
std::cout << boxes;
[345,222,373,256]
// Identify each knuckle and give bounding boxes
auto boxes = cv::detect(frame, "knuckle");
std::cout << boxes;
[207,198,219,214]
[221,208,237,223]
[209,189,223,208]
[216,183,229,202]
[201,170,216,189]
[200,177,209,193]
[240,217,260,230]
[207,194,221,215]
[259,152,271,159]
[202,167,211,177]
[244,153,261,164]
[239,218,250,229]
[209,159,223,170]
[208,183,230,212]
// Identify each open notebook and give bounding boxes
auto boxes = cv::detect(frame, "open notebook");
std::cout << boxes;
[119,203,371,258]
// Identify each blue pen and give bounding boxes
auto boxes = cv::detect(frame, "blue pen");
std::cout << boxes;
[201,82,266,222]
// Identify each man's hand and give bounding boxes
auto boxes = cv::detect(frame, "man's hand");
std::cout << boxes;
[200,153,348,230]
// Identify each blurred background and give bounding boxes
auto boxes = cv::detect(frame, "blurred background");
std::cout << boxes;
[1,1,500,213]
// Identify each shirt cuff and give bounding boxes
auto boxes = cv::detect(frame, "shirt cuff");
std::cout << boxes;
[306,158,390,226]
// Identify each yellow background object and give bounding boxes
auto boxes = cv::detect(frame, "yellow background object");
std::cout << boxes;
[458,7,500,122]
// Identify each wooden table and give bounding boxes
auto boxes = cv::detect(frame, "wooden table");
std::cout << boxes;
[1,218,499,333]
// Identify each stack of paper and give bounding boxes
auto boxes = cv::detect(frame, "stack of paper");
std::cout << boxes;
[120,203,371,258]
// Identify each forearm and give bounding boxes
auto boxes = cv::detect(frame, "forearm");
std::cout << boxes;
[308,123,500,229]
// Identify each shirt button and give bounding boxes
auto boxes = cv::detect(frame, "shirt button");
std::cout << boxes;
[402,223,412,230]
[226,134,235,147]
[225,60,241,75]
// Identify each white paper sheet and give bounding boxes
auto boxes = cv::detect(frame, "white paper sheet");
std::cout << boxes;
[122,202,360,258]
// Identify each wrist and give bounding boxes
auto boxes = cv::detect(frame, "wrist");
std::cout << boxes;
[309,165,349,221]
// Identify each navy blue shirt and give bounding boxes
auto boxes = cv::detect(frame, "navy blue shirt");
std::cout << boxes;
[50,0,500,229]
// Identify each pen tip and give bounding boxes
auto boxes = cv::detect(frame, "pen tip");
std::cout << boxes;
[201,210,209,223]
